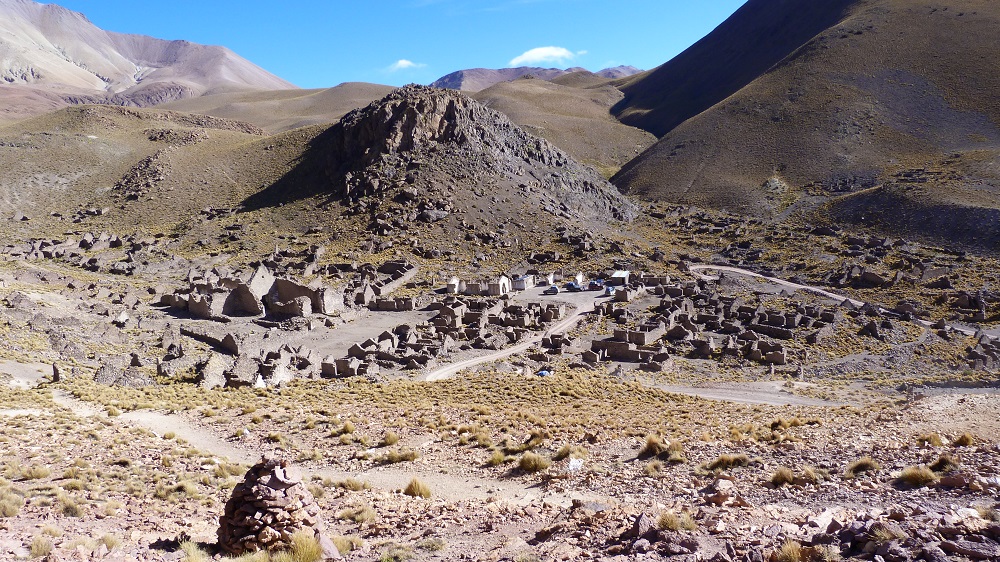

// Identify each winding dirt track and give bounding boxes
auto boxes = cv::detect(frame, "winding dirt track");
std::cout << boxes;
[424,298,597,382]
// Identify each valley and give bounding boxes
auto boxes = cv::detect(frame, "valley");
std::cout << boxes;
[0,0,998,561]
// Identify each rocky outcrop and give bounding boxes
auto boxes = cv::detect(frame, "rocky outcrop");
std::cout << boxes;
[320,85,637,223]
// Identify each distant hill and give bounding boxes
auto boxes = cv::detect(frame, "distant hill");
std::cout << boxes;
[160,83,396,133]
[472,79,655,176]
[431,65,641,92]
[0,0,295,122]
[612,0,1000,248]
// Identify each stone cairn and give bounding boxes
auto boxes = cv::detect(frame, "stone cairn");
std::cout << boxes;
[218,456,333,556]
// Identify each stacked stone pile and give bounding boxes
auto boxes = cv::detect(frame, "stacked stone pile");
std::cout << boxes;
[218,456,335,557]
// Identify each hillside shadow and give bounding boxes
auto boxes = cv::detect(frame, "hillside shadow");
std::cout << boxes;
[240,126,342,211]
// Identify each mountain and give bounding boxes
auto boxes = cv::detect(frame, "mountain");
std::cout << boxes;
[612,0,1000,248]
[431,65,641,92]
[610,0,855,137]
[0,0,294,121]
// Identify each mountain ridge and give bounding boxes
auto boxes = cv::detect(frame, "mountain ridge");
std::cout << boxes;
[431,65,641,92]
[0,0,295,120]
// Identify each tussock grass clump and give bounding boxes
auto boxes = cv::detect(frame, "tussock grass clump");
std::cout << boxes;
[336,478,369,492]
[639,434,668,458]
[929,453,959,473]
[486,449,507,467]
[775,540,803,562]
[553,444,588,461]
[379,449,419,464]
[869,521,907,543]
[21,464,52,480]
[916,433,943,447]
[802,466,831,485]
[664,440,686,463]
[975,505,999,522]
[770,417,804,431]
[770,467,795,487]
[98,534,121,551]
[381,431,400,447]
[58,493,84,517]
[403,478,431,499]
[212,463,246,479]
[705,453,750,471]
[952,433,974,447]
[271,530,323,562]
[179,540,210,562]
[657,510,697,531]
[518,452,551,473]
[338,504,377,524]
[332,535,363,555]
[898,465,937,488]
[644,460,664,477]
[845,456,880,478]
[0,489,24,517]
[417,537,446,551]
[379,543,414,562]
[30,536,54,558]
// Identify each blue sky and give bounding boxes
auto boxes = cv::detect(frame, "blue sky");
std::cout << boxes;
[52,0,747,88]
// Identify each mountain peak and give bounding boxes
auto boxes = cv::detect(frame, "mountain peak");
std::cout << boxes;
[0,0,294,117]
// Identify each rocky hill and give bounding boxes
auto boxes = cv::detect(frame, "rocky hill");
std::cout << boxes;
[247,85,637,240]
[431,65,641,92]
[612,0,1000,248]
[0,0,294,121]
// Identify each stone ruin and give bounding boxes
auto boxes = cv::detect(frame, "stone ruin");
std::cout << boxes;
[161,265,344,321]
[218,456,337,558]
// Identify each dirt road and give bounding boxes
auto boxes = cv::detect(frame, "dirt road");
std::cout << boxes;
[424,287,601,381]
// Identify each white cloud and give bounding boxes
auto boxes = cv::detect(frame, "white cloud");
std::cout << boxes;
[387,59,426,72]
[508,46,578,67]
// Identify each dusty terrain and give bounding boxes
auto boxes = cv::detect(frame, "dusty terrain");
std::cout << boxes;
[0,2,998,561]
[1,193,999,560]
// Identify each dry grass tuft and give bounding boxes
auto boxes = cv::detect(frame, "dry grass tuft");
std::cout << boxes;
[705,453,749,471]
[775,540,803,562]
[929,453,959,473]
[30,536,54,558]
[898,465,937,488]
[338,504,377,524]
[403,478,431,499]
[336,478,369,492]
[553,444,588,461]
[770,466,795,487]
[845,456,879,478]
[657,510,697,531]
[639,434,668,458]
[272,530,323,562]
[331,535,363,555]
[518,452,551,473]
[180,541,210,562]
[952,433,974,447]
[379,449,419,464]
[916,433,943,447]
